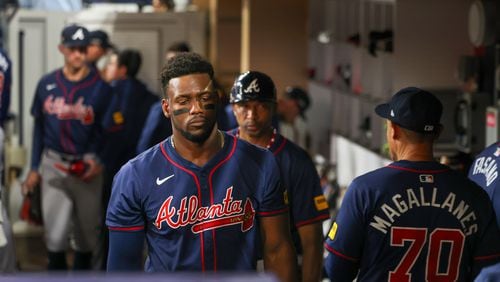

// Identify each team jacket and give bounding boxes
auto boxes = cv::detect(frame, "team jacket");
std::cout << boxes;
[107,133,288,271]
[101,77,158,172]
[30,68,112,169]
[469,142,500,228]
[136,103,172,154]
[325,160,500,281]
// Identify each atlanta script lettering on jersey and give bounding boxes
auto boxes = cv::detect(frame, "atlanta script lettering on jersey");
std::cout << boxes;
[370,187,478,236]
[155,187,255,233]
[471,156,498,187]
[43,95,95,124]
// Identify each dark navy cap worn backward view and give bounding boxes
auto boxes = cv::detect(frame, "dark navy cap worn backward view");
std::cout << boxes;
[375,87,443,133]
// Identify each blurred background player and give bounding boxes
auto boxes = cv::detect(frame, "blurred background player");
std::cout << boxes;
[21,24,112,271]
[277,87,311,151]
[152,0,175,12]
[106,53,297,281]
[87,29,114,75]
[0,29,16,272]
[229,71,329,282]
[136,42,191,154]
[324,87,500,281]
[164,41,190,61]
[94,48,157,270]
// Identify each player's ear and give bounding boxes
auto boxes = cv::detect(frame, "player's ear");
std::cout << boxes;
[58,44,65,54]
[388,120,399,140]
[162,98,171,118]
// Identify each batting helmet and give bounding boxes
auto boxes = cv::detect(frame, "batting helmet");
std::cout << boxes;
[230,71,276,104]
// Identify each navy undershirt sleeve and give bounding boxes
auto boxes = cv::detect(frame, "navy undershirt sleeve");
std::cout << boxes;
[107,230,145,271]
[30,117,44,170]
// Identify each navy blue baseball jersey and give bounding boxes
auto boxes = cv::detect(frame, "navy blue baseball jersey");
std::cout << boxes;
[30,68,112,169]
[0,48,11,127]
[106,133,288,271]
[101,78,157,171]
[325,160,500,282]
[475,262,500,281]
[136,103,172,154]
[469,142,500,228]
[228,129,329,253]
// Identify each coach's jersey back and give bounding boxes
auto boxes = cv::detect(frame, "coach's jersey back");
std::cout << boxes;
[325,160,500,281]
[106,133,287,272]
[469,142,500,228]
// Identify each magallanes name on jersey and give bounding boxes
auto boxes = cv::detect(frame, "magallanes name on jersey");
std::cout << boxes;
[370,187,478,236]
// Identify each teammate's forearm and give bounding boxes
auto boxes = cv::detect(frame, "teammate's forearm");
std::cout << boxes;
[30,118,44,170]
[298,223,324,282]
[301,245,323,282]
[264,240,298,282]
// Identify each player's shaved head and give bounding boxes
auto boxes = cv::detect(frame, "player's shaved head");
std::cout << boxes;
[160,52,214,97]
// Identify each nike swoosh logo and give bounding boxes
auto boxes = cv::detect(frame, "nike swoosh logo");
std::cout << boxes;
[156,174,174,186]
[46,83,57,91]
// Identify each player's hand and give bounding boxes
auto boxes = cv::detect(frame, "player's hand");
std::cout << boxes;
[21,170,41,196]
[80,158,103,182]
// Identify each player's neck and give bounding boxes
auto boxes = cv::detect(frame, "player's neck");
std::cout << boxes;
[395,145,435,162]
[63,65,89,82]
[171,128,224,167]
[238,127,275,149]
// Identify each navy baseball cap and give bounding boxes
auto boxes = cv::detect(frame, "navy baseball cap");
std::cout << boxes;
[89,30,114,49]
[61,24,90,47]
[375,87,443,133]
[284,87,310,118]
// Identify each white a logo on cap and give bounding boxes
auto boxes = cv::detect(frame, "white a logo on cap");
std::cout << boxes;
[244,79,260,93]
[72,28,85,40]
[390,110,395,117]
[424,125,434,131]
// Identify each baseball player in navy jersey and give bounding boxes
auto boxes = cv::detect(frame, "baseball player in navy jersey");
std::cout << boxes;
[22,24,112,270]
[106,53,297,281]
[324,87,500,281]
[0,45,16,272]
[94,48,157,270]
[228,71,329,282]
[469,142,500,228]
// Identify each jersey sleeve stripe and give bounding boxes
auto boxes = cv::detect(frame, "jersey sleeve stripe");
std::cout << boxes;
[295,213,330,227]
[387,165,449,174]
[324,243,359,262]
[257,207,289,217]
[474,253,500,261]
[108,226,144,232]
